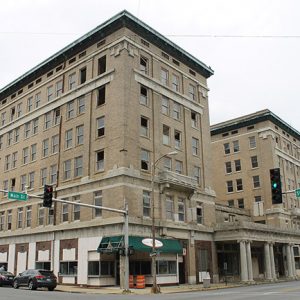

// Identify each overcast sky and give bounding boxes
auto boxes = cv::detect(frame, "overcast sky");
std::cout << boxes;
[1,0,299,131]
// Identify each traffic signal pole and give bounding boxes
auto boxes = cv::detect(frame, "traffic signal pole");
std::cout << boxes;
[0,189,130,292]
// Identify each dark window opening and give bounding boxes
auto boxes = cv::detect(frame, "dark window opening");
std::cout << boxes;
[97,86,106,106]
[98,56,106,75]
[80,67,87,84]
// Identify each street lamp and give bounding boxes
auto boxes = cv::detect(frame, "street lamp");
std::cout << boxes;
[151,151,177,294]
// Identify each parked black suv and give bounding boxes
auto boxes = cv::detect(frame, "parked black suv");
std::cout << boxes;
[0,271,14,286]
[13,269,57,291]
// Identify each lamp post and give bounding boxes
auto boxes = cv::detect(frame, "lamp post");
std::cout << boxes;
[151,151,177,294]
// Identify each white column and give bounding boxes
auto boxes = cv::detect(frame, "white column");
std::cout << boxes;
[290,244,296,277]
[286,244,293,278]
[239,240,248,282]
[246,241,253,281]
[264,242,272,280]
[269,243,276,280]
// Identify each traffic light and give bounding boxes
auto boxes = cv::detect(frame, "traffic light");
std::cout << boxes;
[43,185,53,208]
[270,168,282,204]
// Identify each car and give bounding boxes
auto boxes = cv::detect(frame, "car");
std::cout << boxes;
[13,269,57,291]
[0,271,14,287]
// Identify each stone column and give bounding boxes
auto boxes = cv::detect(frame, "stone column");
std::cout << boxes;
[246,241,253,282]
[286,244,293,278]
[269,243,276,280]
[239,240,248,282]
[264,242,272,280]
[290,244,296,277]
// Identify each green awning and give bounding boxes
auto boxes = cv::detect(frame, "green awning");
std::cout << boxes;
[97,236,182,254]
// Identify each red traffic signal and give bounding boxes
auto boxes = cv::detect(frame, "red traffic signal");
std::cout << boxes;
[43,185,53,208]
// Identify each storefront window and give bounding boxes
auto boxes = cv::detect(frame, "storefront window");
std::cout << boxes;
[59,261,77,275]
[157,260,176,275]
[88,261,114,276]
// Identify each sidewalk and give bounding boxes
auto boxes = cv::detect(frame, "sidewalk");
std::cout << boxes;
[56,282,241,295]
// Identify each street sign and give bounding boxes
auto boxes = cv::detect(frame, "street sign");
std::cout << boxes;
[296,189,300,198]
[8,191,28,201]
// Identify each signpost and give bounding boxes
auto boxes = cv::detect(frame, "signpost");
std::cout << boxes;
[8,191,28,201]
[296,189,300,198]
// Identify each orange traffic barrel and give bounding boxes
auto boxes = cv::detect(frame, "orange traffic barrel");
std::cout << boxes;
[129,275,134,288]
[136,275,145,289]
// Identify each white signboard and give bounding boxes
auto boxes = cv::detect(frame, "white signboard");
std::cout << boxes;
[142,238,163,248]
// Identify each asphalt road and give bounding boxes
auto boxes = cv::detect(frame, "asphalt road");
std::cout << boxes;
[1,281,300,300]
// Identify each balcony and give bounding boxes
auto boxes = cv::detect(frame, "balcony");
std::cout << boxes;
[158,171,198,192]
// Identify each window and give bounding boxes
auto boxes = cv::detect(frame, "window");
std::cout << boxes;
[56,80,63,97]
[141,149,150,171]
[74,156,83,177]
[227,180,233,193]
[174,130,181,149]
[14,127,20,142]
[140,117,149,137]
[255,196,262,202]
[163,125,170,145]
[54,108,60,125]
[253,175,260,188]
[191,111,198,128]
[66,101,75,119]
[165,196,174,220]
[196,207,203,224]
[20,174,27,191]
[0,136,2,149]
[172,74,179,92]
[188,84,196,101]
[32,118,39,134]
[31,143,37,161]
[193,166,201,185]
[1,112,6,126]
[76,125,84,145]
[178,199,185,222]
[79,67,86,84]
[17,208,23,229]
[64,159,71,180]
[162,97,169,115]
[228,200,234,207]
[140,56,148,74]
[44,112,52,129]
[17,103,22,118]
[96,150,104,171]
[65,129,73,149]
[12,152,17,168]
[236,179,243,191]
[249,136,256,148]
[235,159,241,172]
[4,155,10,171]
[238,198,244,209]
[52,135,59,153]
[38,204,44,226]
[224,143,230,154]
[77,96,85,114]
[233,140,240,152]
[7,131,13,146]
[140,86,148,106]
[143,191,151,217]
[27,97,33,112]
[161,68,169,85]
[7,210,12,230]
[42,139,49,157]
[41,168,47,186]
[47,85,54,101]
[98,56,106,75]
[10,178,15,192]
[22,147,29,164]
[164,157,172,171]
[62,203,69,222]
[225,162,232,173]
[35,92,41,108]
[26,206,32,227]
[88,261,114,276]
[175,160,183,174]
[68,73,76,90]
[28,172,35,189]
[73,196,80,221]
[97,86,105,106]
[10,107,15,121]
[97,117,105,137]
[0,212,5,231]
[24,122,31,138]
[48,207,54,225]
[50,165,57,184]
[173,103,180,120]
[94,191,102,217]
[251,156,258,168]
[192,137,199,155]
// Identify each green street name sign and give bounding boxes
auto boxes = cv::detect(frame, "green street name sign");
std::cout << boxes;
[295,189,300,198]
[8,191,28,201]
